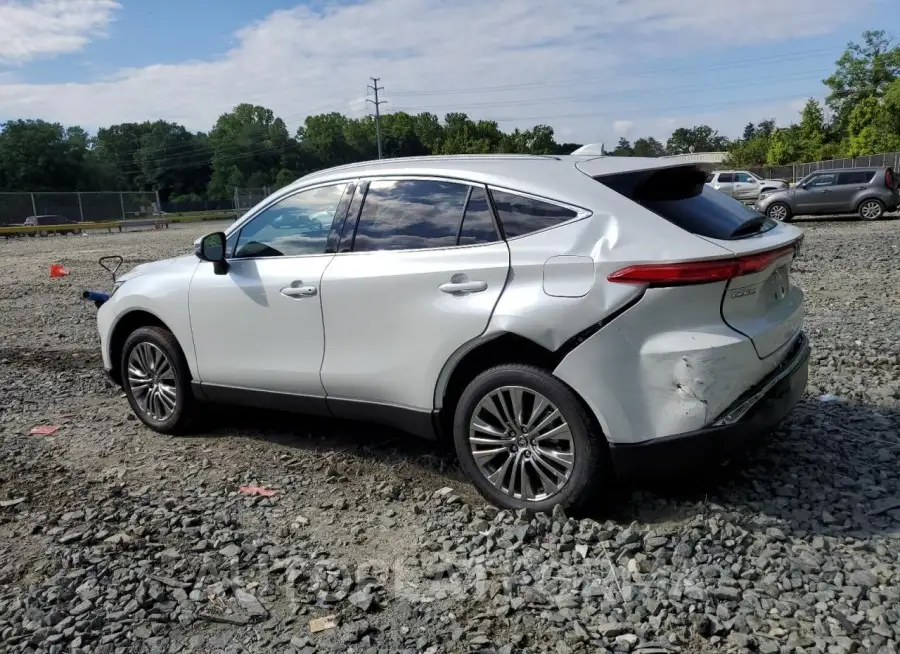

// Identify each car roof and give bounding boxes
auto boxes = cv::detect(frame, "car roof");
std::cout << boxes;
[806,167,888,174]
[286,154,693,202]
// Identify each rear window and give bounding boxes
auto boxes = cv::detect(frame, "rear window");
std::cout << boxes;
[716,173,735,183]
[836,170,875,185]
[595,165,776,240]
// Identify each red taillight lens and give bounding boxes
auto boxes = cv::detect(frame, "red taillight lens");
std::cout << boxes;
[886,169,894,189]
[608,243,798,286]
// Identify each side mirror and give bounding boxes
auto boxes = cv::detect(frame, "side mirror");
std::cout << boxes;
[196,232,229,275]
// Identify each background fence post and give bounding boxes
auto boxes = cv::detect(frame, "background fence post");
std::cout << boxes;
[30,193,37,216]
[119,192,126,220]
[155,190,161,215]
[77,192,84,222]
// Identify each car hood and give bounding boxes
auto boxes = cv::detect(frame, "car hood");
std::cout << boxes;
[117,254,198,283]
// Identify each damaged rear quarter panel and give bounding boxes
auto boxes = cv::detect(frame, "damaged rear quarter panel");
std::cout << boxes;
[553,285,786,444]
[485,204,734,351]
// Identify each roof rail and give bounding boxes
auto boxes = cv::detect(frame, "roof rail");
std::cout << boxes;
[307,153,562,176]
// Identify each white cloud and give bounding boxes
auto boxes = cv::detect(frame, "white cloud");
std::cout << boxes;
[0,0,872,142]
[0,0,120,64]
[612,121,635,137]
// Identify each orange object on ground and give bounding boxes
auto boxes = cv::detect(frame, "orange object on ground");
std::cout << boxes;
[30,425,61,435]
[49,264,70,278]
[239,486,276,497]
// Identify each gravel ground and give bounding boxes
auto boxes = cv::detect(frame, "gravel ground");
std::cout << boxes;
[1,217,900,654]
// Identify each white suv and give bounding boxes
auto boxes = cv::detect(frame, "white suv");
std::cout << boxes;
[707,170,789,201]
[94,154,810,512]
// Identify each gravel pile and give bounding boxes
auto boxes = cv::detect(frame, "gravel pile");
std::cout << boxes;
[2,218,900,653]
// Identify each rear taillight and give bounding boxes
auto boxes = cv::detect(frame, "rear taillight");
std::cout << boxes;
[886,169,894,189]
[608,243,799,286]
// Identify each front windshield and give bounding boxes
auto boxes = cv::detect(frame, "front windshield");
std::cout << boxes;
[748,171,764,181]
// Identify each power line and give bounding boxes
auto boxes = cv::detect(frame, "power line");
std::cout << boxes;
[386,46,841,98]
[126,87,834,174]
[389,69,833,114]
[367,77,386,159]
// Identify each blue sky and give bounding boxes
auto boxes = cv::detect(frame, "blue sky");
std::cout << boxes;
[0,0,891,144]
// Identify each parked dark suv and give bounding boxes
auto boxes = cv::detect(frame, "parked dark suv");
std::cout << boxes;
[22,214,82,235]
[755,167,898,221]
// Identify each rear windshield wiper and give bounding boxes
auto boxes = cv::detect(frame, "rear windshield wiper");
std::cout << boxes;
[729,215,767,238]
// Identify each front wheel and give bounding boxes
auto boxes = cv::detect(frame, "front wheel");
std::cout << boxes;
[121,326,194,434]
[858,198,884,221]
[766,202,793,222]
[452,364,608,513]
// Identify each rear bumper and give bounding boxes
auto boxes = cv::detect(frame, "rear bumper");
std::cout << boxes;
[609,331,810,479]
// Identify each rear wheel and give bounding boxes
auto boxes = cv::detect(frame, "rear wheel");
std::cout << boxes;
[858,198,884,221]
[766,202,793,222]
[452,364,608,513]
[121,326,194,434]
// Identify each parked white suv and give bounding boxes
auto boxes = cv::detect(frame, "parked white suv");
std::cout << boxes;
[94,154,810,511]
[707,170,789,201]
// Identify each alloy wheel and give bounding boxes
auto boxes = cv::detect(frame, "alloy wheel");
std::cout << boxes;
[768,204,788,221]
[860,200,882,220]
[127,342,178,421]
[468,385,575,502]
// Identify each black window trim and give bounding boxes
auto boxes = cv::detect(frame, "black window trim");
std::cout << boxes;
[340,175,505,255]
[460,184,502,245]
[486,184,590,241]
[225,180,356,262]
[455,185,474,245]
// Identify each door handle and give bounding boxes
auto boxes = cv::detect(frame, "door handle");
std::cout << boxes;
[439,280,488,294]
[280,284,317,298]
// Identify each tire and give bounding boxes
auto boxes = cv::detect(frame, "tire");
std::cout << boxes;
[452,364,609,513]
[766,202,793,222]
[858,198,884,221]
[120,326,194,434]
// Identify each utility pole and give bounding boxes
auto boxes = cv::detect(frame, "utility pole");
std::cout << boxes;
[367,77,386,159]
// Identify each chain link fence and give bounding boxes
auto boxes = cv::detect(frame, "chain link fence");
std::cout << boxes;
[158,198,235,213]
[747,152,900,182]
[0,191,161,226]
[233,187,271,217]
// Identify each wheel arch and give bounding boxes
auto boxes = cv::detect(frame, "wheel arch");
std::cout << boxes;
[107,309,189,386]
[856,195,885,212]
[434,331,607,441]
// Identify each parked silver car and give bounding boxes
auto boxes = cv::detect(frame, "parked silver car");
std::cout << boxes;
[90,154,808,511]
[706,170,789,201]
[756,167,898,222]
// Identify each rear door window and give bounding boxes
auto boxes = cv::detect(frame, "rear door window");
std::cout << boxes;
[458,186,499,245]
[836,170,875,185]
[351,179,470,252]
[716,173,735,183]
[489,189,578,238]
[595,165,774,240]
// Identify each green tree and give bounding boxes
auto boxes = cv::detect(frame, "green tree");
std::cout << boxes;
[611,137,633,156]
[0,119,93,191]
[665,125,730,154]
[824,30,900,131]
[631,137,665,157]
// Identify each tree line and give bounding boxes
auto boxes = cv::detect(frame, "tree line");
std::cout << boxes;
[0,30,896,202]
